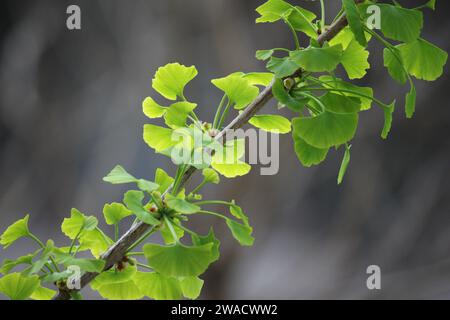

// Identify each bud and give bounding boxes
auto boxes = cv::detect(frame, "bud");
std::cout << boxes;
[283,77,295,90]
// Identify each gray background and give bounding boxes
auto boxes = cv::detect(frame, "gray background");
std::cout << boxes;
[0,0,449,299]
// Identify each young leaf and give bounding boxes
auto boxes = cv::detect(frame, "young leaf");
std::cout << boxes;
[164,101,197,128]
[243,72,274,87]
[202,168,220,185]
[191,228,221,262]
[381,101,396,139]
[103,165,137,184]
[143,124,178,153]
[320,93,361,114]
[0,215,30,249]
[155,168,175,193]
[249,114,291,134]
[383,48,408,84]
[53,249,105,273]
[165,194,200,214]
[28,240,55,275]
[142,97,167,118]
[61,208,97,239]
[103,203,132,225]
[266,56,299,78]
[1,254,35,274]
[406,86,417,119]
[226,219,254,246]
[30,285,56,300]
[256,49,275,61]
[0,273,39,300]
[342,0,367,47]
[290,45,343,73]
[292,134,329,167]
[292,112,358,149]
[230,201,249,226]
[180,276,204,300]
[143,243,214,277]
[92,280,143,300]
[340,39,370,79]
[123,190,161,226]
[211,162,251,179]
[78,229,113,258]
[337,144,351,185]
[152,63,198,100]
[96,265,137,284]
[211,74,259,110]
[160,219,185,245]
[255,0,292,23]
[396,38,448,81]
[272,78,307,112]
[134,272,183,300]
[287,6,317,38]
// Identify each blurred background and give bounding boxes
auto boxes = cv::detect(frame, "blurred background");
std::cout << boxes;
[0,0,449,299]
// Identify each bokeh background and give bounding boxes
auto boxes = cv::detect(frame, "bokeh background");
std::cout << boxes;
[1,0,449,299]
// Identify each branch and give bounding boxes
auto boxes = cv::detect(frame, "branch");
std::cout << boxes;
[53,2,360,300]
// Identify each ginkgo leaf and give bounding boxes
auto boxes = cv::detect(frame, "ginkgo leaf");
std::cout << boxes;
[155,168,174,193]
[202,168,220,184]
[337,144,351,185]
[152,63,198,100]
[256,49,274,61]
[226,219,254,246]
[0,215,30,249]
[255,0,291,23]
[103,165,137,184]
[61,208,97,239]
[143,243,214,277]
[0,273,39,300]
[229,201,249,226]
[30,285,56,300]
[211,161,251,178]
[381,101,396,139]
[243,72,274,86]
[266,56,299,78]
[340,39,370,79]
[292,134,329,167]
[180,276,204,300]
[342,0,367,47]
[123,190,160,226]
[28,240,54,275]
[164,101,197,128]
[52,249,105,273]
[191,229,220,263]
[103,203,132,225]
[1,254,35,274]
[396,38,448,81]
[383,48,408,84]
[92,266,143,300]
[211,74,259,110]
[366,4,423,43]
[165,194,200,214]
[290,45,343,72]
[287,6,317,38]
[320,92,361,114]
[134,272,182,300]
[406,86,417,119]
[96,265,137,285]
[142,97,167,118]
[249,114,291,133]
[143,124,178,153]
[160,219,185,245]
[318,76,373,110]
[78,229,113,258]
[292,112,358,149]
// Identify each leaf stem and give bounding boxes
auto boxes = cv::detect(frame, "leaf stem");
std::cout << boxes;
[126,227,156,253]
[136,262,153,271]
[190,179,208,195]
[320,0,326,33]
[69,227,83,255]
[213,95,227,129]
[164,216,180,244]
[284,18,300,50]
[197,210,229,221]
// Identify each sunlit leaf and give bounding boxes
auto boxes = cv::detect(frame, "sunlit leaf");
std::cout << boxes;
[0,273,39,300]
[30,285,56,300]
[0,215,30,249]
[134,272,182,300]
[342,0,367,47]
[290,45,343,72]
[249,114,291,133]
[164,101,197,129]
[180,276,204,300]
[123,191,160,226]
[226,219,254,246]
[266,56,299,78]
[142,97,167,118]
[103,203,132,225]
[152,63,198,100]
[191,228,220,262]
[165,194,200,214]
[211,74,259,110]
[292,134,329,167]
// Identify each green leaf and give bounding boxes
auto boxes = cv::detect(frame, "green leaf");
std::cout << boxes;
[61,208,98,239]
[143,124,178,153]
[211,74,259,110]
[96,265,137,284]
[230,201,249,226]
[243,72,274,87]
[290,45,343,73]
[381,101,396,139]
[155,168,174,193]
[287,6,317,38]
[103,165,137,184]
[160,219,185,245]
[78,229,113,258]
[142,97,167,118]
[92,266,143,300]
[103,203,132,225]
[136,179,159,193]
[340,40,370,79]
[266,56,299,78]
[396,38,448,81]
[123,190,161,225]
[318,76,373,110]
[211,139,251,178]
[202,168,220,184]
[1,254,35,274]
[226,219,254,246]
[143,243,214,277]
[337,144,351,185]
[30,285,56,300]
[383,48,408,84]
[272,78,307,112]
[152,63,198,100]
[0,273,39,300]
[0,215,30,248]
[165,194,200,214]
[292,134,329,167]
[368,4,423,43]
[211,161,251,179]
[424,0,436,10]
[191,229,220,263]
[164,101,197,128]
[320,93,361,114]
[256,49,274,61]
[342,0,367,47]
[180,276,204,300]
[292,112,358,149]
[28,240,54,275]
[406,86,417,119]
[255,0,292,23]
[249,114,291,134]
[134,272,182,300]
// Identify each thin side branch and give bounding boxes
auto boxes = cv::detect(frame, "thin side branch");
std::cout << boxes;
[53,2,361,300]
